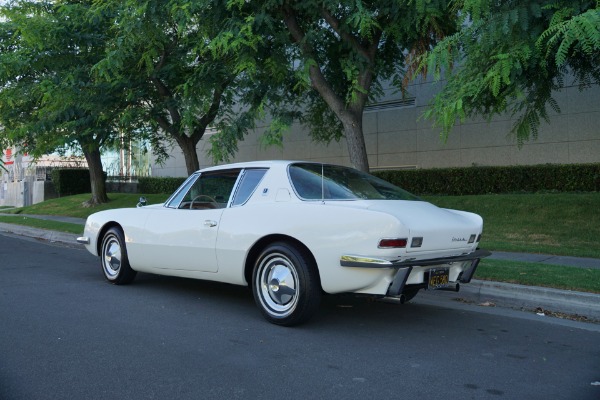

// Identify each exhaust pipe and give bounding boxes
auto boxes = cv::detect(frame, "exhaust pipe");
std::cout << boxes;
[378,294,406,304]
[435,282,460,292]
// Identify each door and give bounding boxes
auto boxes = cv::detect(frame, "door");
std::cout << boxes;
[138,170,241,273]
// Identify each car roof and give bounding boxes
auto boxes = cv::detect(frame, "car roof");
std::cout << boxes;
[197,160,319,173]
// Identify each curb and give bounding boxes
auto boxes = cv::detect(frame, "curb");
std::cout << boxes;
[0,222,79,246]
[429,279,600,321]
[1,222,600,322]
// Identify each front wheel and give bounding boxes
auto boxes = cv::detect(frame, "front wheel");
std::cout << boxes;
[100,227,137,285]
[252,242,321,326]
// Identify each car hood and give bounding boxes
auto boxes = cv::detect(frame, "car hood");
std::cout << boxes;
[365,200,483,253]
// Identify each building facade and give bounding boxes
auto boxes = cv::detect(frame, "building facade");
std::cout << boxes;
[151,79,600,177]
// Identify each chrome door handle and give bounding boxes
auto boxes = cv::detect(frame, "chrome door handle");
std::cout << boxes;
[204,220,217,227]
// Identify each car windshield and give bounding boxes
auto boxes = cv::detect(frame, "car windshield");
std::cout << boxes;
[288,163,420,201]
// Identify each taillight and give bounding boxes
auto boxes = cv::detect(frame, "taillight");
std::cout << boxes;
[378,238,408,248]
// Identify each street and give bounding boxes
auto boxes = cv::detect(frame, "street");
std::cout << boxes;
[1,232,599,400]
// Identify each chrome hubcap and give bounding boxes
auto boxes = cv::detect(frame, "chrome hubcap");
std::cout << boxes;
[257,253,299,317]
[103,237,121,277]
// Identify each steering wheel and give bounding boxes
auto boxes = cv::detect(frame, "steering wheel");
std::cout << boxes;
[190,194,218,209]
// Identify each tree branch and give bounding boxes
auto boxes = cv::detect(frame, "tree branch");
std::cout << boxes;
[280,4,347,117]
[190,82,226,144]
[150,46,182,127]
[320,7,375,62]
[150,75,182,127]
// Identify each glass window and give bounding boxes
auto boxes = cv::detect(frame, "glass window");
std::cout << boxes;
[165,173,199,208]
[289,163,420,201]
[174,169,241,210]
[231,169,268,206]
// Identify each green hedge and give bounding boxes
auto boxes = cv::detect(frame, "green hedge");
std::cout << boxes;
[372,163,600,195]
[138,177,187,194]
[51,169,95,197]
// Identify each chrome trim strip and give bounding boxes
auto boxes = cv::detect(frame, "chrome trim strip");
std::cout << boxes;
[340,255,394,268]
[76,236,90,245]
[340,249,492,269]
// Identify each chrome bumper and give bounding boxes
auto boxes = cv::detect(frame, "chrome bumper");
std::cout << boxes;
[340,249,491,297]
[340,249,491,268]
[76,236,90,245]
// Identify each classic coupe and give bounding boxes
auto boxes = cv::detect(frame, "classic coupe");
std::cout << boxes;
[78,160,489,326]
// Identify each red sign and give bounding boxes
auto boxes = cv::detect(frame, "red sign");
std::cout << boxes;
[4,148,14,165]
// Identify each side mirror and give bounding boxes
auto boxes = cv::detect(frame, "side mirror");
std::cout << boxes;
[137,196,147,208]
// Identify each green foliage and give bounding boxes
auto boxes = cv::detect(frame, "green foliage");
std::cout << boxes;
[91,0,250,174]
[537,2,600,67]
[373,163,600,195]
[0,0,136,203]
[208,0,458,170]
[138,177,187,194]
[422,0,600,144]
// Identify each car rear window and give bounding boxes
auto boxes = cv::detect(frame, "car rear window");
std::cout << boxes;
[288,163,420,201]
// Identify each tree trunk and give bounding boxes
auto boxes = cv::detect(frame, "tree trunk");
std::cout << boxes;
[82,146,109,206]
[174,135,201,175]
[340,110,369,172]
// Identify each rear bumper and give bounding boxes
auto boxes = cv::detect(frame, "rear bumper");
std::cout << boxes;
[340,249,491,297]
[340,249,491,268]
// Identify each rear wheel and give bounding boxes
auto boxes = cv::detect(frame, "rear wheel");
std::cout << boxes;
[100,227,136,285]
[252,242,321,326]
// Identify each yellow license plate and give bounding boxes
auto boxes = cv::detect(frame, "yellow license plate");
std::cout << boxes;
[428,268,450,289]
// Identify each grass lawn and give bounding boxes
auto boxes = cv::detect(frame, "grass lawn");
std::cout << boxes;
[475,259,600,294]
[4,193,170,219]
[424,193,600,259]
[0,216,84,234]
[5,192,600,258]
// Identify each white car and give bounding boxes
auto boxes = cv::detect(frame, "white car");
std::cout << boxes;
[78,161,489,325]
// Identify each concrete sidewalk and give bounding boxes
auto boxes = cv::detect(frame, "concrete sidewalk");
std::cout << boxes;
[489,251,600,270]
[1,216,599,322]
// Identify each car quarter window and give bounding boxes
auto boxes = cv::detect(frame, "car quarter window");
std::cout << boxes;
[231,168,268,206]
[173,169,241,210]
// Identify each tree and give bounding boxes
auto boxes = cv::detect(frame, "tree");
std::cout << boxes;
[421,0,600,143]
[93,0,247,175]
[0,0,138,205]
[212,0,457,171]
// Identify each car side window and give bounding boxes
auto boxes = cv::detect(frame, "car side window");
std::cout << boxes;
[231,169,268,206]
[177,170,241,210]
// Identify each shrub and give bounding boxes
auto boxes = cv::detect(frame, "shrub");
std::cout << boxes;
[138,177,187,194]
[51,169,95,197]
[372,163,600,195]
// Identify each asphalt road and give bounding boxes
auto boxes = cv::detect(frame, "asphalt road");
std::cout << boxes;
[1,233,599,400]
